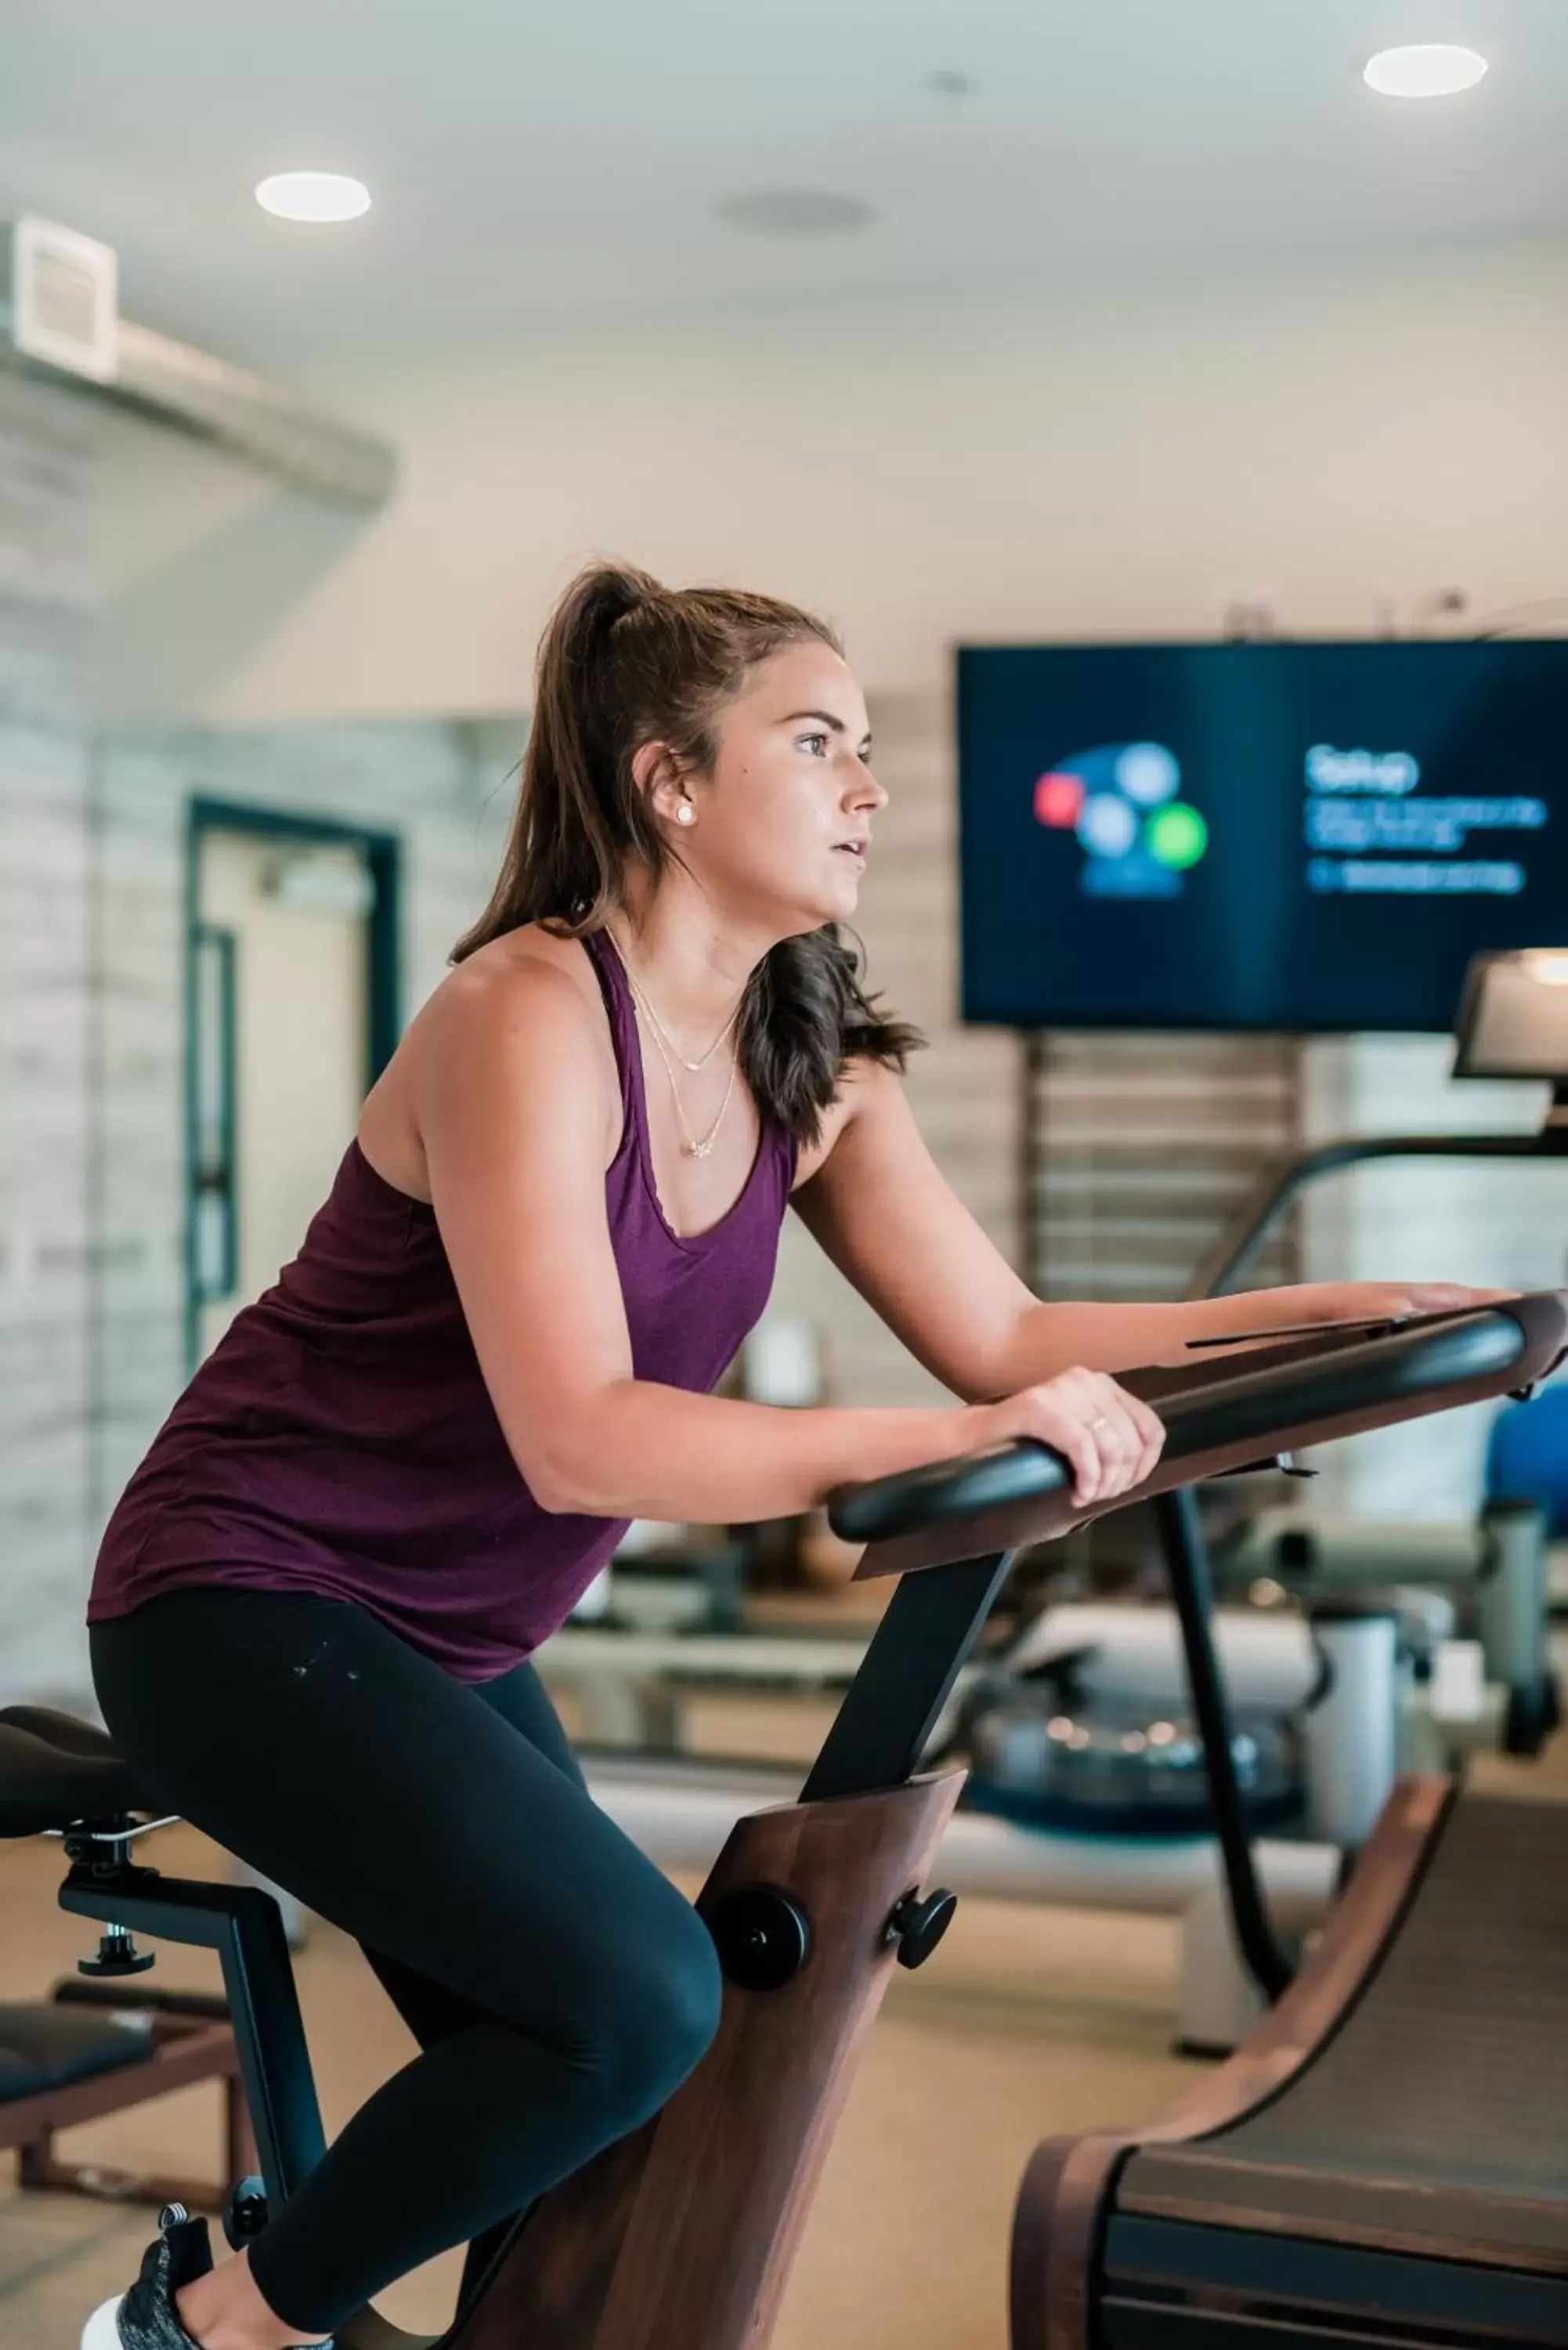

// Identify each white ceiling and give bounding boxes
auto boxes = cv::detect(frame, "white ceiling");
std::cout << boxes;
[2,1,1565,371]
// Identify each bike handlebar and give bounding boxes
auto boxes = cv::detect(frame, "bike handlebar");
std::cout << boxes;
[827,1298,1566,1560]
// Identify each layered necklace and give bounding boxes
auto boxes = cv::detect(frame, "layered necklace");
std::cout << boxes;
[616,941,746,1161]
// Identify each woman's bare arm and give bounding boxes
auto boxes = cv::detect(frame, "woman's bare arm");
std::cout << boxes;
[413,960,985,1522]
[793,1061,1490,1398]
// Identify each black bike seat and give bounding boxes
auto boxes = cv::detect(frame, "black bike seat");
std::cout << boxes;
[0,1707,150,1836]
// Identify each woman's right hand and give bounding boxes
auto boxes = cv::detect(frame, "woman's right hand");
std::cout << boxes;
[967,1366,1166,1508]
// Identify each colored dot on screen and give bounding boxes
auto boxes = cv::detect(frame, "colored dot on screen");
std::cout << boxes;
[1116,743,1180,806]
[1034,772,1086,828]
[1078,794,1139,857]
[1147,802,1209,870]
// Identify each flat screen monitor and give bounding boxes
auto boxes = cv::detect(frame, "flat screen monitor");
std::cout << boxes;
[956,639,1568,1032]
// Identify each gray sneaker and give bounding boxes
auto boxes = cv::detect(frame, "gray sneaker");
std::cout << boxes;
[81,2204,213,2348]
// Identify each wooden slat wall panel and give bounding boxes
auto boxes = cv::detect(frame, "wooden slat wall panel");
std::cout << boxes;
[1026,1032,1303,1301]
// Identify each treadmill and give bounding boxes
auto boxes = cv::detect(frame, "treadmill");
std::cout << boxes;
[1010,1306,1568,2348]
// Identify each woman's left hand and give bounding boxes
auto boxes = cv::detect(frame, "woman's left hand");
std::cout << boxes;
[1321,1279,1517,1323]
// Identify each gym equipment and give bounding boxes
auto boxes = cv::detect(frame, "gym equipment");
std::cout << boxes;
[1219,1492,1559,1755]
[1012,1796,1568,2349]
[929,1640,1304,1838]
[536,1622,874,1750]
[0,1976,252,2216]
[941,1540,1531,1886]
[0,1707,256,2216]
[1012,1360,1568,2349]
[921,1582,1465,2052]
[2,1296,1561,2350]
[1188,953,1567,1327]
[1487,1382,1568,1536]
[1154,974,1568,1998]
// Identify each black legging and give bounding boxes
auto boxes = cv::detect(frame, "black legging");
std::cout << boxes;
[90,1589,722,2337]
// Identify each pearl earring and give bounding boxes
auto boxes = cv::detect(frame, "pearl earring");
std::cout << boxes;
[676,804,695,826]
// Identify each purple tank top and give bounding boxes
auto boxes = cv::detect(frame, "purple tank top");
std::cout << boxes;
[88,931,796,1681]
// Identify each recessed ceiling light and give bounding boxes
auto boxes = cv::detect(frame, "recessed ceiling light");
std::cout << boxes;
[713,190,875,238]
[1364,44,1488,99]
[255,172,372,224]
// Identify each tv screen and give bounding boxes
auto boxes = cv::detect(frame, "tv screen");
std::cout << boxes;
[956,640,1568,1032]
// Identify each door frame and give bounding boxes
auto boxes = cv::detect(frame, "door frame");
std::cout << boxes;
[182,797,403,1372]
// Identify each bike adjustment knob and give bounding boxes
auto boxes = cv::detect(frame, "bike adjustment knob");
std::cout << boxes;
[703,1886,811,1991]
[79,1927,156,1979]
[884,1888,957,1971]
[223,2177,269,2250]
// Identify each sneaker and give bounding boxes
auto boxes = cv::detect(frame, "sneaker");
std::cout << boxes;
[81,2204,213,2348]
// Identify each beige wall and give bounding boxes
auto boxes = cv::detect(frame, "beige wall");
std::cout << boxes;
[93,232,1568,727]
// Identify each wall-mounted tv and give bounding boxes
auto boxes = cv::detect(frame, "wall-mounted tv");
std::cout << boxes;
[956,639,1568,1032]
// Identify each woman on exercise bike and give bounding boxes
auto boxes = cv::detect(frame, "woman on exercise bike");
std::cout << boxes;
[82,564,1485,2350]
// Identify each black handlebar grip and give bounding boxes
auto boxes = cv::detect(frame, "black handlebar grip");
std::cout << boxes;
[826,1304,1534,1547]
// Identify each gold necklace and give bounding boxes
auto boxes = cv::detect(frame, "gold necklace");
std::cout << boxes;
[639,1007,739,1159]
[633,974,740,1073]
[609,927,745,1159]
[619,948,744,1072]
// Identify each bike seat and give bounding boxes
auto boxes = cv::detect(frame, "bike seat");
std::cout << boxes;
[0,1707,150,1836]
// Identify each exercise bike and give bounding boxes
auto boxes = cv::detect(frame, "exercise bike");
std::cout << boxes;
[2,1295,1560,2350]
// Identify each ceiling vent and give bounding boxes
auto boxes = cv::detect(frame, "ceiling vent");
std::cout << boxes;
[3,215,118,384]
[0,212,394,508]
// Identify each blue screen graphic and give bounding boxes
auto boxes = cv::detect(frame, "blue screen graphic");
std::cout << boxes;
[957,640,1568,1032]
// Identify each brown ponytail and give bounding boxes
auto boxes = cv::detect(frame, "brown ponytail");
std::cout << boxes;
[451,562,923,1144]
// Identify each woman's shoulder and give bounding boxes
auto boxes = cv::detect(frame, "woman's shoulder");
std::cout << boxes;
[359,928,620,1198]
[440,921,599,1003]
[414,927,611,1054]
